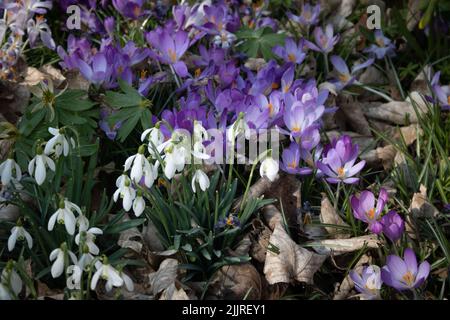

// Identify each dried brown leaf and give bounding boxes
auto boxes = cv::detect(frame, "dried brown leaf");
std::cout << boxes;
[320,194,350,239]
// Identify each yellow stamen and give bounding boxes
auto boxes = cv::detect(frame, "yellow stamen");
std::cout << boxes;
[447,96,450,105]
[366,208,375,220]
[337,167,345,178]
[288,160,297,169]
[168,49,177,63]
[338,73,350,83]
[292,126,301,133]
[402,271,415,286]
[195,68,202,78]
[271,82,279,90]
[267,103,274,116]
[288,53,296,62]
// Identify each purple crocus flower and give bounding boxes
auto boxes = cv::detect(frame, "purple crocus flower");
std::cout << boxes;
[27,15,55,49]
[351,189,388,234]
[273,38,306,65]
[99,108,122,140]
[57,35,93,70]
[76,52,111,86]
[364,30,395,59]
[281,142,315,175]
[305,25,339,54]
[381,248,430,291]
[215,214,241,229]
[287,3,320,27]
[430,71,450,110]
[381,210,405,242]
[253,92,282,120]
[316,135,365,184]
[146,27,190,77]
[330,55,374,91]
[112,0,145,19]
[349,265,382,300]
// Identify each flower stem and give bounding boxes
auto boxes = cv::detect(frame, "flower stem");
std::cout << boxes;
[358,84,394,102]
[334,182,341,211]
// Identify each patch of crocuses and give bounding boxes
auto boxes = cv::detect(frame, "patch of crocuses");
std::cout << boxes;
[0,0,447,302]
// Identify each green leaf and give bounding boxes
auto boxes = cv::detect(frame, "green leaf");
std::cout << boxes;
[236,27,285,60]
[57,90,95,111]
[104,218,146,234]
[117,109,143,142]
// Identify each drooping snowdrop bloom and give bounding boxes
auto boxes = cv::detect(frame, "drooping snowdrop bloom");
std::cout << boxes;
[66,265,82,290]
[0,262,22,300]
[260,156,279,182]
[113,174,136,212]
[350,189,388,234]
[227,112,250,143]
[141,124,165,156]
[48,199,81,235]
[76,214,90,232]
[75,227,103,255]
[191,169,210,193]
[44,127,75,157]
[78,247,95,271]
[49,243,77,278]
[90,258,124,292]
[163,145,187,180]
[28,146,55,185]
[381,248,430,291]
[349,265,382,300]
[0,158,22,186]
[8,223,33,252]
[132,191,145,217]
[119,270,134,291]
[125,145,152,184]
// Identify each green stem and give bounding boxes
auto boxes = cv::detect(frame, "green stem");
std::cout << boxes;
[334,182,341,211]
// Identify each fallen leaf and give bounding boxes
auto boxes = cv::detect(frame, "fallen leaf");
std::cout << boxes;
[309,234,381,255]
[361,100,427,125]
[410,185,439,218]
[207,263,262,300]
[264,223,327,284]
[320,194,350,239]
[148,258,179,296]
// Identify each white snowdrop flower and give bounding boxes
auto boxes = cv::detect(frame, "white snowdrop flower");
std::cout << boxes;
[66,265,83,290]
[76,214,89,232]
[163,145,186,179]
[90,258,124,292]
[142,160,157,188]
[141,124,166,157]
[44,127,75,157]
[119,271,134,291]
[124,145,152,184]
[78,250,95,271]
[49,243,77,278]
[75,227,103,255]
[260,157,279,182]
[0,263,22,299]
[48,199,81,235]
[193,120,209,143]
[226,112,250,143]
[0,158,22,186]
[28,146,55,185]
[191,169,210,193]
[113,174,136,212]
[132,192,145,217]
[8,223,33,252]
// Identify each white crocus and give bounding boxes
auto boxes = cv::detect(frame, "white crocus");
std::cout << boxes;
[48,199,81,235]
[124,145,152,184]
[113,174,136,212]
[49,244,77,278]
[28,146,55,185]
[90,259,124,292]
[260,157,279,182]
[191,170,210,193]
[44,127,75,157]
[8,224,33,251]
[0,158,22,186]
[132,192,145,217]
[66,265,82,290]
[75,227,103,255]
